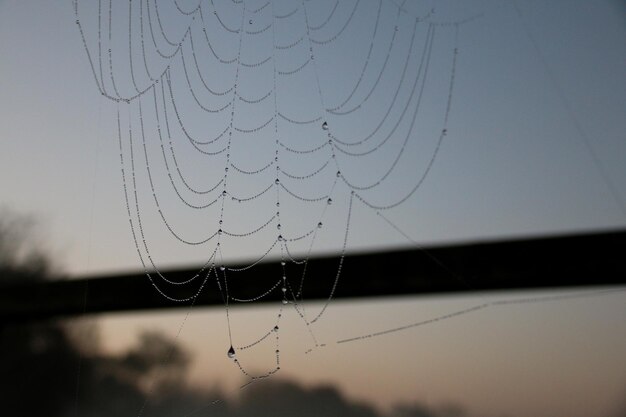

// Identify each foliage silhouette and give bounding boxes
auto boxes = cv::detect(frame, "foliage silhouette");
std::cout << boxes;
[0,208,457,417]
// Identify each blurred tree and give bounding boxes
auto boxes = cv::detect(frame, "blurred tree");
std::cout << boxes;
[0,207,52,284]
[0,208,203,416]
[0,208,465,417]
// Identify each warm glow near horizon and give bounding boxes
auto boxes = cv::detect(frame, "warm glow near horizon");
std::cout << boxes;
[93,288,626,417]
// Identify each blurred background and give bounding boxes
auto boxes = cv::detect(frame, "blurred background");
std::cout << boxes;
[1,0,626,416]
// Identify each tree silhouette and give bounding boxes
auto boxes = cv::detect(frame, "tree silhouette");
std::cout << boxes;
[0,208,461,417]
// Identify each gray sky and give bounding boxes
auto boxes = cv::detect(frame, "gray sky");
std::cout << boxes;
[1,1,626,416]
[1,0,625,276]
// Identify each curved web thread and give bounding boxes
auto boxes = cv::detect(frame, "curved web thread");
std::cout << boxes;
[74,0,468,392]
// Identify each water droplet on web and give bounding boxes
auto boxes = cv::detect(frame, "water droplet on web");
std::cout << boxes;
[281,287,287,293]
[278,234,283,241]
[275,178,280,184]
[327,198,332,205]
[274,325,279,331]
[317,222,323,228]
[218,229,223,235]
[222,190,227,197]
[336,171,341,177]
[281,260,286,266]
[220,265,226,271]
[227,346,236,358]
[219,219,223,225]
[282,299,288,305]
[322,121,328,130]
[277,223,281,230]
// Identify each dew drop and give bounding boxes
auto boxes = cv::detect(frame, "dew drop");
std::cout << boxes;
[281,287,287,293]
[277,223,281,230]
[278,234,283,241]
[280,260,286,266]
[327,198,332,205]
[282,299,288,305]
[274,325,279,331]
[219,219,223,225]
[317,222,323,228]
[336,171,341,177]
[218,229,223,235]
[275,178,280,184]
[222,190,227,197]
[220,265,226,271]
[224,167,229,172]
[321,121,328,130]
[227,346,236,358]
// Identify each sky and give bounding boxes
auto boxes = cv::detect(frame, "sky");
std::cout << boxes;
[1,0,626,417]
[1,0,625,276]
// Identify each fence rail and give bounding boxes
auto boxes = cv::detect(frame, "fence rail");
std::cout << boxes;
[1,230,625,323]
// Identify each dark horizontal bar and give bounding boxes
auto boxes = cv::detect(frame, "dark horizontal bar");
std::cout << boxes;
[1,229,625,323]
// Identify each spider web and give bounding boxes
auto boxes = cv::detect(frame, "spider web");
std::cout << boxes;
[73,0,473,385]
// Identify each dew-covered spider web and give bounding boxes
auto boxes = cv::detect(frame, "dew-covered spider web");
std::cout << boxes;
[72,0,485,387]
